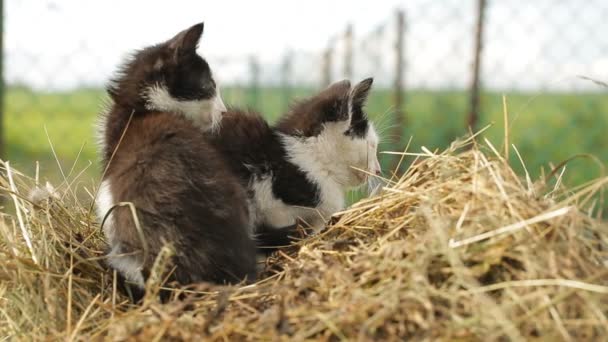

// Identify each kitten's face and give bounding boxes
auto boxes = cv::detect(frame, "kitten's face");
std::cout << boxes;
[347,122,381,185]
[335,78,382,186]
[279,78,382,189]
[108,22,226,131]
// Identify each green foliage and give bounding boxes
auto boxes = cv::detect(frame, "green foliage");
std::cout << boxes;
[5,86,607,197]
[6,87,103,182]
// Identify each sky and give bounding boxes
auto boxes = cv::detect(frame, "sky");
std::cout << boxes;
[5,0,608,91]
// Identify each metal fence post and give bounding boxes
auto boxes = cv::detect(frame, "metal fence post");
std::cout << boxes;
[0,0,4,160]
[467,0,487,132]
[392,9,406,169]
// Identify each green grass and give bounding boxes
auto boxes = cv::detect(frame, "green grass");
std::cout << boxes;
[5,86,607,206]
[6,87,103,185]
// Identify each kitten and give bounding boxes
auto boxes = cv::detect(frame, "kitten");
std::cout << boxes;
[206,78,381,249]
[98,22,226,166]
[95,23,256,298]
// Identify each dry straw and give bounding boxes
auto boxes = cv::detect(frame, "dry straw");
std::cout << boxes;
[0,133,607,341]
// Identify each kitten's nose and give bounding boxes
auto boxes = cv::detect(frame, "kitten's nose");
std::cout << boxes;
[374,160,382,176]
[215,95,227,113]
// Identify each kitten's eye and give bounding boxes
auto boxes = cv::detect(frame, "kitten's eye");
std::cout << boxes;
[200,79,216,94]
[200,82,214,93]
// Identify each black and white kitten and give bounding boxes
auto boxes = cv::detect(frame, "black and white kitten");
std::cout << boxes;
[207,78,381,246]
[95,23,256,296]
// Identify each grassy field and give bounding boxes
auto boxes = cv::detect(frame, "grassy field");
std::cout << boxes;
[5,86,607,205]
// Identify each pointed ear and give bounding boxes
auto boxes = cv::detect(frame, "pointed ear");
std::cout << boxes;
[346,77,373,126]
[348,77,373,123]
[169,22,204,59]
[350,77,373,110]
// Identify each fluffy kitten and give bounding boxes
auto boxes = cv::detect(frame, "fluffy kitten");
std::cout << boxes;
[95,23,256,297]
[207,78,381,247]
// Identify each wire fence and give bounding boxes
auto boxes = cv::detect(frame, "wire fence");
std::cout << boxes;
[6,1,607,102]
[3,0,608,184]
[206,0,607,173]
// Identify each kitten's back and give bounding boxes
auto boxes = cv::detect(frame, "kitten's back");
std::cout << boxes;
[106,111,256,286]
[207,108,280,181]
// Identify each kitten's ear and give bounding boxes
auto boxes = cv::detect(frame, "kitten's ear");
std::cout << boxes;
[169,22,205,59]
[350,78,373,110]
[349,77,373,122]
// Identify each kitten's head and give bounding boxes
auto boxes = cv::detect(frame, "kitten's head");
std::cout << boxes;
[107,22,226,131]
[277,78,381,189]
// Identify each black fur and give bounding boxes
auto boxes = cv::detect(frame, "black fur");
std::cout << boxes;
[254,223,313,255]
[345,77,373,138]
[275,80,352,137]
[206,109,321,209]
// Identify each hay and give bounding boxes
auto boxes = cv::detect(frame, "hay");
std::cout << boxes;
[1,135,607,341]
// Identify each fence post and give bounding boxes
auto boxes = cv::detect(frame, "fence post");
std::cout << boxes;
[321,46,333,87]
[344,24,353,80]
[249,56,260,110]
[0,0,4,160]
[392,9,406,169]
[281,52,292,112]
[467,0,487,132]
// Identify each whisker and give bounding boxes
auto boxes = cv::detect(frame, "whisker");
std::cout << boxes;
[378,134,405,145]
[378,133,404,140]
[376,121,400,130]
[376,125,401,137]
[373,108,396,132]
[373,105,396,124]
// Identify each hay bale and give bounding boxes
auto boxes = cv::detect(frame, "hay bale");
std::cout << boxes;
[1,137,607,341]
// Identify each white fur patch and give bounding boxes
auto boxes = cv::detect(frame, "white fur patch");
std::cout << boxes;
[96,179,115,241]
[107,245,145,288]
[214,85,227,115]
[144,84,224,132]
[280,123,350,211]
[250,176,297,228]
[96,179,145,288]
[367,126,381,176]
[250,175,327,232]
[277,121,381,230]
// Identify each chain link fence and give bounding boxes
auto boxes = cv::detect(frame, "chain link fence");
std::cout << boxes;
[4,0,607,188]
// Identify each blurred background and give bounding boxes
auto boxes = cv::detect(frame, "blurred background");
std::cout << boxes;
[3,0,607,202]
